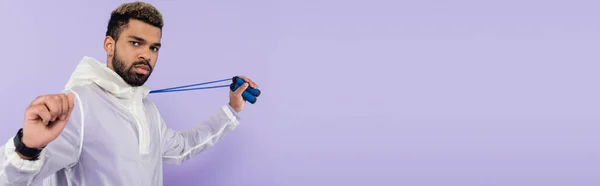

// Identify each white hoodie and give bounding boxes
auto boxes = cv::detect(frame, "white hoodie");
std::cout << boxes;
[0,56,241,186]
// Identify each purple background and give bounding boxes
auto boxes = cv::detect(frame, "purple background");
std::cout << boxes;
[1,0,599,185]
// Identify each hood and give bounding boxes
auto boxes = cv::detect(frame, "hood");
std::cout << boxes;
[64,56,150,100]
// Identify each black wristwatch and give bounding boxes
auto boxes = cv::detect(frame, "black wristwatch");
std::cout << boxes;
[13,128,43,160]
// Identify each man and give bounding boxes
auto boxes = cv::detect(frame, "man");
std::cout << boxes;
[0,2,257,185]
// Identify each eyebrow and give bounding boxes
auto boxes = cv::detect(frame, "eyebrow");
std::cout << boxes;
[128,35,161,47]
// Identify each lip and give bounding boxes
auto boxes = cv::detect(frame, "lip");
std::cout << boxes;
[134,65,150,71]
[133,65,150,75]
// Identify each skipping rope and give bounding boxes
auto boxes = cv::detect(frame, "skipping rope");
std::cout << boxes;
[149,76,260,104]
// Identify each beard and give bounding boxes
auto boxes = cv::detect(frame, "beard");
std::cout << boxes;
[111,50,153,87]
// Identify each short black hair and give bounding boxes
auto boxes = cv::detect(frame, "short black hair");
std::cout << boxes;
[105,1,164,41]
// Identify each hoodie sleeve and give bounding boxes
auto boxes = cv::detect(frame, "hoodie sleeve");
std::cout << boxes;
[0,90,84,186]
[159,104,241,165]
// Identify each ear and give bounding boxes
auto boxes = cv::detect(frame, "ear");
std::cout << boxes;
[104,36,115,56]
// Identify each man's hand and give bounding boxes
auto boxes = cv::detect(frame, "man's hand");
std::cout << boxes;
[229,76,258,112]
[21,93,75,149]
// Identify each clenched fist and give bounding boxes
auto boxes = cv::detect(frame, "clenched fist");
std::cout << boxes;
[22,93,75,149]
[228,76,258,112]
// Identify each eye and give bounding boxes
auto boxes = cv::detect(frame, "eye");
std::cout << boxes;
[130,41,139,46]
[150,47,160,52]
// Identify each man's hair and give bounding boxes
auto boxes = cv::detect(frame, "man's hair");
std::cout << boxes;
[105,1,164,41]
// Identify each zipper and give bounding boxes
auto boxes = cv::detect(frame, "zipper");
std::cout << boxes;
[129,99,150,154]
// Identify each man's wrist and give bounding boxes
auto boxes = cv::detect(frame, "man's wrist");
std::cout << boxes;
[21,136,43,149]
[13,128,43,160]
[228,102,241,112]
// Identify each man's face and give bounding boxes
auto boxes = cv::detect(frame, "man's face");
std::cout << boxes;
[112,19,161,87]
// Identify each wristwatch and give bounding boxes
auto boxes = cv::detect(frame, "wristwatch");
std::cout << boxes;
[13,128,43,160]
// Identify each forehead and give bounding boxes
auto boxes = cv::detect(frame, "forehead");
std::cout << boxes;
[120,19,161,43]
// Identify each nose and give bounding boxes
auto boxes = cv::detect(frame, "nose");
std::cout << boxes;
[138,50,151,62]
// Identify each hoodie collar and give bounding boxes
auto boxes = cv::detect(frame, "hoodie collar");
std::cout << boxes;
[64,56,150,100]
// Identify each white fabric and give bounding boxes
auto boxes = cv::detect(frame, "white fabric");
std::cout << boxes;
[0,56,241,186]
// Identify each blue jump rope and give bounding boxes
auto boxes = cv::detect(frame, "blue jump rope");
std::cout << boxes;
[149,76,260,104]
